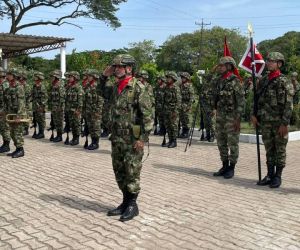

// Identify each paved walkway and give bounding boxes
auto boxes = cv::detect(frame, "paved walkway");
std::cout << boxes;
[0,129,300,250]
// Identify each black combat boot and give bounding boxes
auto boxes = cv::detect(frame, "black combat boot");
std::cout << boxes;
[269,166,284,188]
[206,131,211,141]
[119,193,139,222]
[107,190,129,216]
[87,137,99,150]
[35,129,45,139]
[168,139,177,148]
[0,141,10,153]
[12,147,24,158]
[200,131,205,141]
[52,132,63,143]
[257,165,274,186]
[208,133,215,142]
[153,126,158,135]
[101,129,109,138]
[180,128,189,139]
[32,132,38,139]
[158,126,166,136]
[161,138,169,147]
[70,136,79,146]
[224,163,235,179]
[213,160,229,176]
[49,132,54,141]
[23,127,29,136]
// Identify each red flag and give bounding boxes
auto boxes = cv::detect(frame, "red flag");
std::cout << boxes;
[238,42,265,76]
[224,36,242,81]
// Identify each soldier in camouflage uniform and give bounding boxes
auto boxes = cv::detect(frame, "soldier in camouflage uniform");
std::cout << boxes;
[153,74,166,135]
[65,71,83,146]
[48,70,65,142]
[83,69,104,150]
[63,71,70,136]
[31,72,47,139]
[178,72,194,138]
[100,54,152,222]
[213,56,245,179]
[290,72,299,126]
[5,69,26,158]
[252,52,294,188]
[80,69,89,144]
[162,71,181,148]
[0,67,11,153]
[137,70,155,107]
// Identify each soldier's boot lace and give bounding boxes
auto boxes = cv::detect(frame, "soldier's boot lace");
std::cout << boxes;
[87,137,99,150]
[213,160,229,176]
[12,147,24,158]
[70,136,79,146]
[119,193,139,222]
[0,141,10,153]
[257,165,274,185]
[270,166,283,188]
[168,139,177,148]
[224,163,235,179]
[53,133,63,143]
[107,190,129,216]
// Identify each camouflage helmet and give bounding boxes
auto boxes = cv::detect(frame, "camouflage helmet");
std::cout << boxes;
[50,70,62,79]
[87,69,99,79]
[291,72,298,77]
[267,52,285,64]
[82,69,90,76]
[165,71,178,81]
[68,71,80,80]
[6,68,18,77]
[112,54,136,67]
[0,67,5,77]
[34,71,45,80]
[219,56,236,68]
[157,74,166,82]
[138,70,149,79]
[180,72,191,80]
[19,69,28,79]
[64,71,70,78]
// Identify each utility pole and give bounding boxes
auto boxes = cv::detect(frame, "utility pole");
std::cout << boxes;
[195,18,211,67]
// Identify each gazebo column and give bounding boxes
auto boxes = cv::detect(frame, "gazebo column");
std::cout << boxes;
[3,59,8,70]
[60,43,66,78]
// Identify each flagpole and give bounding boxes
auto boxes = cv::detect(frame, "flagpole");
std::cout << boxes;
[248,24,262,183]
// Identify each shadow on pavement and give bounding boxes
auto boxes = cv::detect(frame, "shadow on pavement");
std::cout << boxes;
[153,163,300,195]
[39,194,113,213]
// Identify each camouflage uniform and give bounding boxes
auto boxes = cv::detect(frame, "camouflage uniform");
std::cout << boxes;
[290,72,300,126]
[32,72,48,139]
[153,75,166,135]
[213,57,245,179]
[137,70,155,107]
[255,52,294,188]
[178,72,194,138]
[0,68,11,153]
[162,71,182,148]
[5,69,27,158]
[83,70,104,150]
[103,54,153,222]
[65,71,83,146]
[48,70,65,142]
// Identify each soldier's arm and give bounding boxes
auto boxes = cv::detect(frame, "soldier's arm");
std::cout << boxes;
[77,86,83,111]
[17,86,26,115]
[281,78,294,126]
[234,79,245,120]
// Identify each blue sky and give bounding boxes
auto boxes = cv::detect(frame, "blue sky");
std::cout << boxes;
[1,0,300,59]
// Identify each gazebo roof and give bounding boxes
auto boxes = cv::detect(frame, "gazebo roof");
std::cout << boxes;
[0,33,73,59]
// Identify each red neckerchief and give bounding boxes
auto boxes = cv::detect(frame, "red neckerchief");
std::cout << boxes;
[82,79,88,88]
[89,80,96,87]
[52,79,59,86]
[222,71,233,80]
[268,70,281,80]
[9,80,16,87]
[20,79,26,85]
[68,80,76,87]
[118,76,132,94]
[35,80,42,86]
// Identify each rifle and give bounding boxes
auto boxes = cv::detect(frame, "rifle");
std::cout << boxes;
[30,111,37,137]
[64,112,70,145]
[48,113,54,141]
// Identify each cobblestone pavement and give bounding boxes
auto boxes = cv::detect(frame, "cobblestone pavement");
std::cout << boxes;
[0,127,300,250]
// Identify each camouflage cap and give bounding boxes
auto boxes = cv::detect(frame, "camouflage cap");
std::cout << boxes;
[87,69,100,79]
[291,72,298,77]
[180,72,191,80]
[267,52,285,64]
[219,56,236,68]
[138,70,149,79]
[165,71,178,81]
[69,71,80,80]
[34,71,45,80]
[112,54,136,66]
[0,67,5,77]
[50,70,62,79]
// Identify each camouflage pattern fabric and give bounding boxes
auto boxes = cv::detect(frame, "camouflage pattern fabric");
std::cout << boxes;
[104,77,153,194]
[32,83,47,130]
[215,73,245,164]
[154,84,165,131]
[179,82,194,129]
[256,74,294,167]
[0,80,10,142]
[163,83,181,140]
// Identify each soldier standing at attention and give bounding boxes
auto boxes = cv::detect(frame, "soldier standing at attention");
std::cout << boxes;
[31,72,47,139]
[100,54,152,222]
[137,70,155,107]
[178,72,194,139]
[49,70,65,143]
[213,56,245,179]
[153,74,166,136]
[290,72,299,126]
[0,67,11,153]
[65,71,83,146]
[252,52,294,188]
[5,69,26,158]
[84,70,104,150]
[162,71,181,148]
